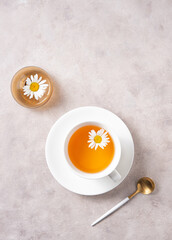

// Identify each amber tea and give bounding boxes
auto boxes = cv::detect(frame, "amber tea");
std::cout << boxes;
[68,125,115,173]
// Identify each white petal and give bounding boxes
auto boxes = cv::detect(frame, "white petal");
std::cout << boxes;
[26,78,31,85]
[38,92,43,97]
[102,137,110,142]
[23,89,31,95]
[95,144,98,150]
[39,80,47,85]
[38,76,42,83]
[88,136,94,140]
[101,134,107,139]
[97,129,104,136]
[24,92,28,95]
[23,91,30,95]
[39,85,48,90]
[102,141,106,145]
[34,74,38,81]
[91,143,96,149]
[30,75,34,81]
[39,94,44,98]
[37,88,45,94]
[102,139,109,144]
[37,89,45,98]
[29,92,33,99]
[89,141,95,148]
[40,84,48,87]
[102,132,108,138]
[102,139,110,147]
[89,130,96,138]
[102,140,107,145]
[34,92,38,100]
[23,86,30,91]
[99,144,104,149]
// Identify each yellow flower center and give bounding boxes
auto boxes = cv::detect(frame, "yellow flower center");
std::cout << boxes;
[94,135,102,143]
[30,82,39,92]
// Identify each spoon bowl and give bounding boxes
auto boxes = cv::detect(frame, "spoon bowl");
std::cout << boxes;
[129,177,155,199]
[137,177,155,195]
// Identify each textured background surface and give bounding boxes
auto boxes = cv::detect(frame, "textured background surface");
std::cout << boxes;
[0,0,172,239]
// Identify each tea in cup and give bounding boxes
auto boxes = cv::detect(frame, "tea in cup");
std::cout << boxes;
[65,122,121,181]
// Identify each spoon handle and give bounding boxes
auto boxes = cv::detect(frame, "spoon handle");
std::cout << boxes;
[91,197,129,226]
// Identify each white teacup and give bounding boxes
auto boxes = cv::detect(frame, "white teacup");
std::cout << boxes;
[64,122,121,181]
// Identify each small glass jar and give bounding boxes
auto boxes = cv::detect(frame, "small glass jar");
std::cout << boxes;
[11,66,53,108]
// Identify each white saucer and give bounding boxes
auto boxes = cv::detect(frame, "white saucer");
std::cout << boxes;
[45,106,134,196]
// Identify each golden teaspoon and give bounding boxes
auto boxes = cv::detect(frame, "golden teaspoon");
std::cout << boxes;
[91,177,155,226]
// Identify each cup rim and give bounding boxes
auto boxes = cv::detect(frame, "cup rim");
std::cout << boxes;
[64,121,121,179]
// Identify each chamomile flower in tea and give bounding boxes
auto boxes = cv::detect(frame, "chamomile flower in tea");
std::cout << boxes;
[23,74,48,100]
[88,129,110,150]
